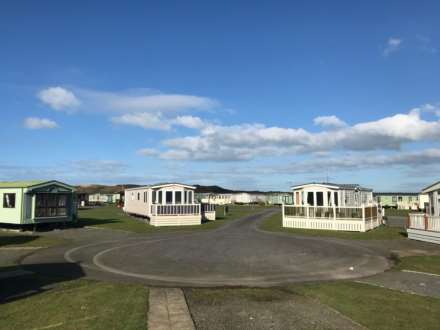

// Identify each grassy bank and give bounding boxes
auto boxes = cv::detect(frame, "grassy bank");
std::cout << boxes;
[293,281,440,330]
[186,281,440,330]
[395,255,440,275]
[0,278,148,329]
[78,204,267,234]
[260,212,406,239]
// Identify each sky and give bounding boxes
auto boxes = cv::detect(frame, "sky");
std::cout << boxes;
[1,1,440,192]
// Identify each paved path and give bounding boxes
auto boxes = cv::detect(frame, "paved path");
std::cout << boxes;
[17,209,393,286]
[185,287,366,330]
[148,288,195,330]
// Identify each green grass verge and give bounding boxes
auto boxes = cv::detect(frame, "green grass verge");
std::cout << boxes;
[395,255,440,275]
[0,231,65,248]
[78,204,267,234]
[260,212,406,239]
[292,281,440,330]
[0,278,148,329]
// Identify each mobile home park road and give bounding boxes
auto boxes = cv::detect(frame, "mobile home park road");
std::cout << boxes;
[20,209,395,287]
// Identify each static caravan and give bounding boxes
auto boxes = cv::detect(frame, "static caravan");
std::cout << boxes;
[266,192,293,205]
[0,180,77,225]
[197,193,232,205]
[124,183,214,226]
[408,181,440,244]
[232,192,267,204]
[283,182,380,232]
[373,192,423,210]
[89,193,121,204]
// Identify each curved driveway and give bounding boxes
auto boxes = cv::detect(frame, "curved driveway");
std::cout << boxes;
[22,209,391,287]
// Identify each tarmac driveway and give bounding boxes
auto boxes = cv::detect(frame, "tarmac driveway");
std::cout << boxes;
[20,209,391,287]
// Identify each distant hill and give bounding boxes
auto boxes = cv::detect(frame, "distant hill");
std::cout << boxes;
[76,184,140,194]
[193,185,234,193]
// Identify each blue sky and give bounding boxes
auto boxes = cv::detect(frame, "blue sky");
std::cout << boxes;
[1,1,440,191]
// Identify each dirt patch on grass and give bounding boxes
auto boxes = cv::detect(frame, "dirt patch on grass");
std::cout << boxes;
[185,287,363,330]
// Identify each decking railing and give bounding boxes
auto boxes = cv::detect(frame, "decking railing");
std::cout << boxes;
[151,204,200,216]
[282,205,380,232]
[408,213,440,232]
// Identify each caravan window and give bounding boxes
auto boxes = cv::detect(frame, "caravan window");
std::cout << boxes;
[175,191,182,204]
[3,193,16,208]
[166,191,173,204]
[36,194,68,217]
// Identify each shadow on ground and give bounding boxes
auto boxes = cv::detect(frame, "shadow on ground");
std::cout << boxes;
[0,262,85,303]
[0,235,40,247]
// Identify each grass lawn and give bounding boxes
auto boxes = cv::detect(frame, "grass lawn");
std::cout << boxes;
[0,278,148,329]
[260,212,406,239]
[186,282,440,330]
[78,204,267,234]
[292,281,440,330]
[395,255,440,275]
[0,231,65,248]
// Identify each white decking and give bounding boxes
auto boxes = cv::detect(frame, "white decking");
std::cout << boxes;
[282,205,381,232]
[407,214,440,244]
[150,204,202,226]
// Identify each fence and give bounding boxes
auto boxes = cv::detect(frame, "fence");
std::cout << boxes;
[151,204,200,216]
[408,214,440,232]
[283,205,380,232]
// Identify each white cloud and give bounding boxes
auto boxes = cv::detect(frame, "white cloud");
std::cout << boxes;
[111,112,171,130]
[38,87,80,111]
[111,113,208,131]
[37,87,219,114]
[313,115,347,129]
[24,117,58,129]
[106,92,217,112]
[383,37,402,56]
[157,108,440,161]
[171,116,206,129]
[137,148,159,156]
[279,148,440,174]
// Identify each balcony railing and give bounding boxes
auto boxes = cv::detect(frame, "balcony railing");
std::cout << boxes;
[201,203,216,213]
[283,204,381,232]
[151,204,200,216]
[284,205,378,221]
[408,213,440,232]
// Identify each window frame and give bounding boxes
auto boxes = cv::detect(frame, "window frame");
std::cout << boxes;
[175,191,182,204]
[35,193,69,218]
[3,193,16,208]
[166,191,173,204]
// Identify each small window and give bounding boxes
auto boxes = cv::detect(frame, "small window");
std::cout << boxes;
[188,191,193,204]
[307,192,314,205]
[316,192,324,206]
[398,196,402,202]
[166,191,173,204]
[152,191,156,204]
[392,196,397,203]
[175,191,182,204]
[158,191,163,204]
[3,193,16,208]
[184,191,188,204]
[137,193,140,201]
